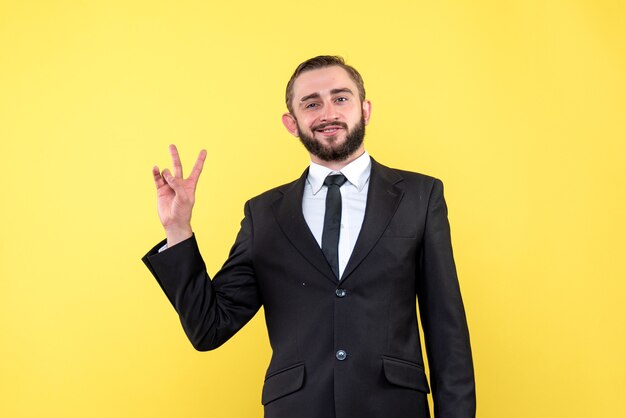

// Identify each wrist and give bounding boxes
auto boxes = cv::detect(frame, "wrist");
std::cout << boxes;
[165,225,193,247]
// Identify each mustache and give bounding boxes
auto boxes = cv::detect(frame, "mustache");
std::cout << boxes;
[312,121,349,131]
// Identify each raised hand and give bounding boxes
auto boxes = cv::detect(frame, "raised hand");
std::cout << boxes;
[152,144,207,247]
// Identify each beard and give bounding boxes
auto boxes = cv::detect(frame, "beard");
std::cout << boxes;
[297,114,366,162]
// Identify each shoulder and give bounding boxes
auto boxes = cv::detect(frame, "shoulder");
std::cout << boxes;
[371,158,443,191]
[244,169,307,209]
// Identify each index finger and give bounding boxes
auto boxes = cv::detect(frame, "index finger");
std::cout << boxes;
[188,149,207,183]
[169,144,183,178]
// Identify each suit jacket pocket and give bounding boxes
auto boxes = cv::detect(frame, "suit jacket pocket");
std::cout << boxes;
[382,356,431,393]
[261,362,305,405]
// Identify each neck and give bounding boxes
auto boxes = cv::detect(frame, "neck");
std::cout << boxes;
[310,147,366,171]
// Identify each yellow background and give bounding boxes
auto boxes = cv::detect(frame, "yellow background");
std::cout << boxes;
[1,0,625,417]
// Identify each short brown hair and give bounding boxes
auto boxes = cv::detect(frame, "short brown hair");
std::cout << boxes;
[285,55,366,114]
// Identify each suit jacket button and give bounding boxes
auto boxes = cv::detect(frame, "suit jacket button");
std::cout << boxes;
[335,288,347,298]
[336,350,347,361]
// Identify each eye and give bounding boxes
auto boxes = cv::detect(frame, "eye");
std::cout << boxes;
[335,97,348,103]
[304,102,319,109]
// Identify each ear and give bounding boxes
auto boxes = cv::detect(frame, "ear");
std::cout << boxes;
[362,100,372,125]
[282,112,299,137]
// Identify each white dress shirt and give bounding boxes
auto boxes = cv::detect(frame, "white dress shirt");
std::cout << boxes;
[302,152,371,279]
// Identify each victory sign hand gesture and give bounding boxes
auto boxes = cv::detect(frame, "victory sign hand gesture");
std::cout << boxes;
[152,144,207,247]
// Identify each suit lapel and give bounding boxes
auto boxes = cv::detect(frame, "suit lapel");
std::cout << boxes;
[271,159,405,285]
[340,159,404,283]
[272,168,337,284]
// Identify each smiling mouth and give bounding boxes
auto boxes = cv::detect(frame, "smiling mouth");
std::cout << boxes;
[313,122,348,136]
[317,126,343,134]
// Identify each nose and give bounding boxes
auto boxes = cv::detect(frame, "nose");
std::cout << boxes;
[320,101,339,122]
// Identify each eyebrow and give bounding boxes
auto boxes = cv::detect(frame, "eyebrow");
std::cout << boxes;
[300,92,320,103]
[299,88,355,104]
[330,88,354,96]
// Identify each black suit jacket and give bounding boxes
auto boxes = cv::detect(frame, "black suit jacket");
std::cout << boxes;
[143,159,476,418]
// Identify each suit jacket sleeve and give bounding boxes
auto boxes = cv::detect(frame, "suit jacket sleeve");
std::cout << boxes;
[142,201,262,351]
[417,178,476,417]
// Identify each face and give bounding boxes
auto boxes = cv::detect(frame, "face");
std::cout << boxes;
[282,66,371,163]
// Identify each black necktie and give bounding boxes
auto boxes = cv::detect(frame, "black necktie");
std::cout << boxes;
[322,174,347,279]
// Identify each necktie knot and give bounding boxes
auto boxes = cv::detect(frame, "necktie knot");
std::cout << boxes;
[324,174,347,188]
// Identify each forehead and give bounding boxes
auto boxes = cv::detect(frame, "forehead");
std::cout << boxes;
[292,66,358,99]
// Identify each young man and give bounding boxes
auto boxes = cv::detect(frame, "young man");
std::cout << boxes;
[143,56,476,418]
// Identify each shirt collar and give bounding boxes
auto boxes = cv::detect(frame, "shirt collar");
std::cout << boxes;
[307,151,372,195]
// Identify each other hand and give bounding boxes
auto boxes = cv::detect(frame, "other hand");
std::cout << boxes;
[152,144,207,247]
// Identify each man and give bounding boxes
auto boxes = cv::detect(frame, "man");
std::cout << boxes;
[143,56,476,418]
